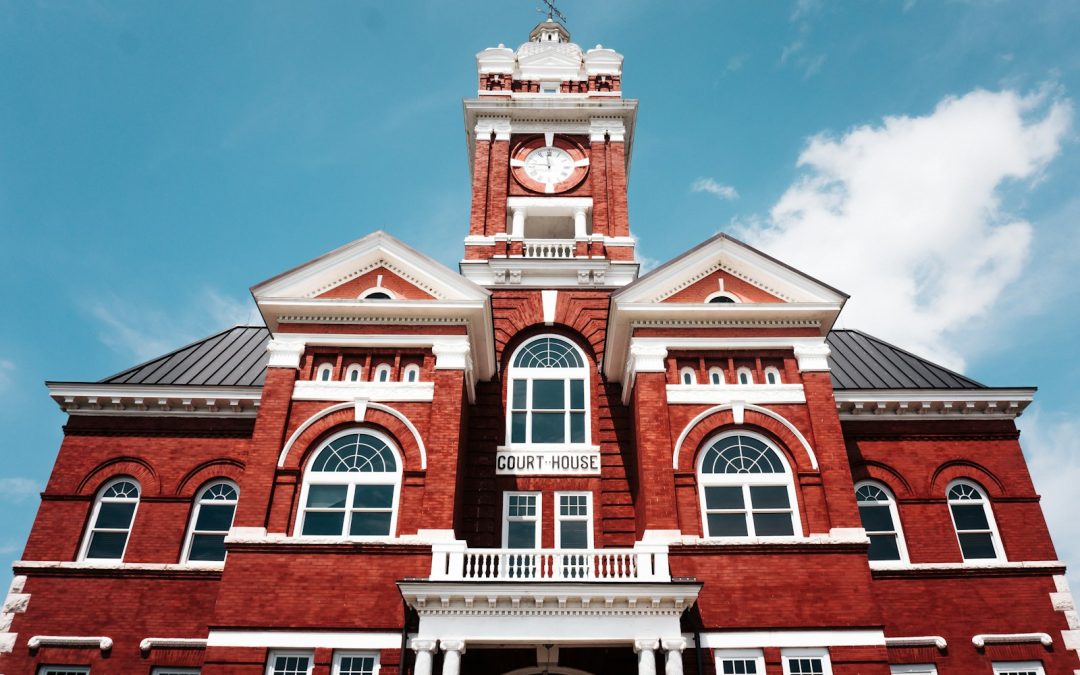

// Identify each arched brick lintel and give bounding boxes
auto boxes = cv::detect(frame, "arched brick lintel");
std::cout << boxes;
[77,456,161,497]
[673,405,819,474]
[175,458,246,497]
[276,402,426,471]
[851,460,914,498]
[931,459,1007,498]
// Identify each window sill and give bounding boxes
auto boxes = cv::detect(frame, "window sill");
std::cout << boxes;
[12,560,225,579]
[868,559,1066,578]
[497,444,600,452]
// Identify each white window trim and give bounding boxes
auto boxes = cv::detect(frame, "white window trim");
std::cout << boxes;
[78,476,141,562]
[502,491,542,548]
[316,363,335,382]
[180,480,239,565]
[736,367,754,385]
[890,666,938,675]
[555,491,593,549]
[151,669,202,675]
[946,478,1006,562]
[992,661,1045,675]
[402,364,421,383]
[333,651,381,675]
[855,480,909,564]
[714,648,765,674]
[708,367,725,385]
[296,428,403,540]
[505,335,592,451]
[38,668,91,675]
[345,364,363,382]
[705,291,742,303]
[359,287,395,300]
[697,430,802,541]
[679,367,698,385]
[266,650,315,675]
[764,366,782,385]
[780,647,833,675]
[372,364,393,383]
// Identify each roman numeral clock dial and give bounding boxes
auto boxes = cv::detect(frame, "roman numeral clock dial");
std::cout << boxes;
[509,135,589,194]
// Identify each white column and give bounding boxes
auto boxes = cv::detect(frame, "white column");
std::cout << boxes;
[441,639,465,675]
[634,639,659,675]
[411,638,437,675]
[662,638,686,675]
[573,206,588,238]
[511,206,526,238]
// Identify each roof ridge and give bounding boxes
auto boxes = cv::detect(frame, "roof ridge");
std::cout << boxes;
[840,328,985,388]
[98,325,249,383]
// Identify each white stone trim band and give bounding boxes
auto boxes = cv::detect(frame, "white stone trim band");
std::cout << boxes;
[972,632,1053,648]
[28,635,112,651]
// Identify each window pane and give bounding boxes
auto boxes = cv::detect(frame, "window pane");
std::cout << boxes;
[951,504,989,530]
[560,520,588,549]
[195,504,235,531]
[338,656,376,675]
[958,532,997,559]
[753,513,795,536]
[707,513,748,537]
[750,486,790,509]
[306,485,347,509]
[787,658,825,675]
[302,511,345,536]
[570,379,585,409]
[532,380,564,409]
[86,531,128,558]
[350,511,392,536]
[720,660,758,674]
[531,412,565,443]
[507,521,536,548]
[868,533,901,561]
[512,380,526,409]
[705,486,744,510]
[353,485,394,509]
[511,412,527,443]
[858,504,895,533]
[272,655,311,675]
[95,501,136,529]
[189,533,227,561]
[570,412,585,443]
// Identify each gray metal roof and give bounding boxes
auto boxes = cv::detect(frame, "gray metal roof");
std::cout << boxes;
[100,326,270,387]
[826,329,984,390]
[93,325,984,391]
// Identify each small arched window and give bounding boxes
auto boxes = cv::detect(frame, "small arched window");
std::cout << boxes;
[402,364,420,383]
[183,481,239,563]
[81,478,141,560]
[706,292,740,304]
[947,480,1004,561]
[679,367,697,385]
[764,367,781,385]
[299,430,401,538]
[736,367,754,385]
[698,433,799,538]
[373,364,392,383]
[345,364,362,382]
[708,367,724,385]
[316,363,334,382]
[360,288,394,300]
[506,335,590,446]
[855,481,906,562]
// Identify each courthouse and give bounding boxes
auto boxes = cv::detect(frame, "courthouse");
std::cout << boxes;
[2,16,1078,675]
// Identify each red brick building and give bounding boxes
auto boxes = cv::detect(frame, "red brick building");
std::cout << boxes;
[2,18,1077,675]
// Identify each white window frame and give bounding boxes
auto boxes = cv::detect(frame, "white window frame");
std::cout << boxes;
[555,491,593,549]
[372,363,392,382]
[781,648,833,675]
[890,666,938,675]
[505,335,592,450]
[698,430,801,540]
[316,362,334,382]
[78,476,141,561]
[402,364,421,383]
[736,367,754,385]
[764,366,781,385]
[266,651,314,675]
[714,648,765,674]
[38,668,91,675]
[181,480,239,565]
[502,491,541,548]
[679,366,697,385]
[296,428,402,540]
[705,291,741,303]
[359,287,395,300]
[708,367,725,385]
[151,669,201,675]
[855,480,908,564]
[947,479,1005,562]
[345,364,363,382]
[333,651,381,675]
[991,662,1044,675]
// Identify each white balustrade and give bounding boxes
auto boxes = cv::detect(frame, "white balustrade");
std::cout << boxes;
[523,239,576,259]
[429,545,670,582]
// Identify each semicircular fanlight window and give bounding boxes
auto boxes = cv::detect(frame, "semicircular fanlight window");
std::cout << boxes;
[311,433,398,473]
[512,337,584,368]
[701,435,785,474]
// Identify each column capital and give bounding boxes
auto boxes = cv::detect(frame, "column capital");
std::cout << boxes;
[440,639,466,653]
[633,638,660,653]
[793,341,831,372]
[409,638,437,653]
[266,339,305,369]
[661,637,687,652]
[432,339,473,371]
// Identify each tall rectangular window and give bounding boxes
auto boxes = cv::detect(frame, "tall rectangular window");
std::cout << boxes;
[555,492,591,549]
[504,493,540,549]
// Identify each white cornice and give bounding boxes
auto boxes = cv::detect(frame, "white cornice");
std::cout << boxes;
[292,381,435,403]
[460,258,639,289]
[834,389,1034,420]
[666,384,807,406]
[46,383,261,418]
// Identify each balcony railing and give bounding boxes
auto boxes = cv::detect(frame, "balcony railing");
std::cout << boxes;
[429,544,670,582]
[523,239,576,259]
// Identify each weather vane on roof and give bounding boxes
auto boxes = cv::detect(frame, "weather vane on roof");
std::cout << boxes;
[537,0,567,24]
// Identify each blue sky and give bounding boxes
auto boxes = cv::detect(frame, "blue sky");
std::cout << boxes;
[1,1,1078,589]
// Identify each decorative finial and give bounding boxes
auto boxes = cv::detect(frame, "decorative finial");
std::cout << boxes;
[536,0,567,24]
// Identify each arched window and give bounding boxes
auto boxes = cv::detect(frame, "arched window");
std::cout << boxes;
[182,481,239,563]
[679,367,697,385]
[855,481,907,562]
[947,480,1004,561]
[316,363,334,382]
[708,367,724,385]
[373,364,392,382]
[345,364,362,382]
[706,292,740,304]
[402,364,421,383]
[359,287,394,300]
[80,478,140,560]
[736,367,754,385]
[506,335,590,446]
[298,429,401,538]
[764,366,781,385]
[698,432,799,538]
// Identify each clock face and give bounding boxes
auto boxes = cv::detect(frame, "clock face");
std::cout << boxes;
[523,146,575,185]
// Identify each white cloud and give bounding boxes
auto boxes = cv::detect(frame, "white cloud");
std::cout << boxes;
[791,0,822,22]
[692,178,740,201]
[722,53,749,77]
[740,87,1071,369]
[0,477,41,502]
[0,359,14,392]
[1018,407,1080,592]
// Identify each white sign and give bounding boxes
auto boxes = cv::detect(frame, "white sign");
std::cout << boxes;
[495,448,601,475]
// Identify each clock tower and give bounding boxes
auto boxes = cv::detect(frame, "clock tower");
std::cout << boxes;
[460,18,639,287]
